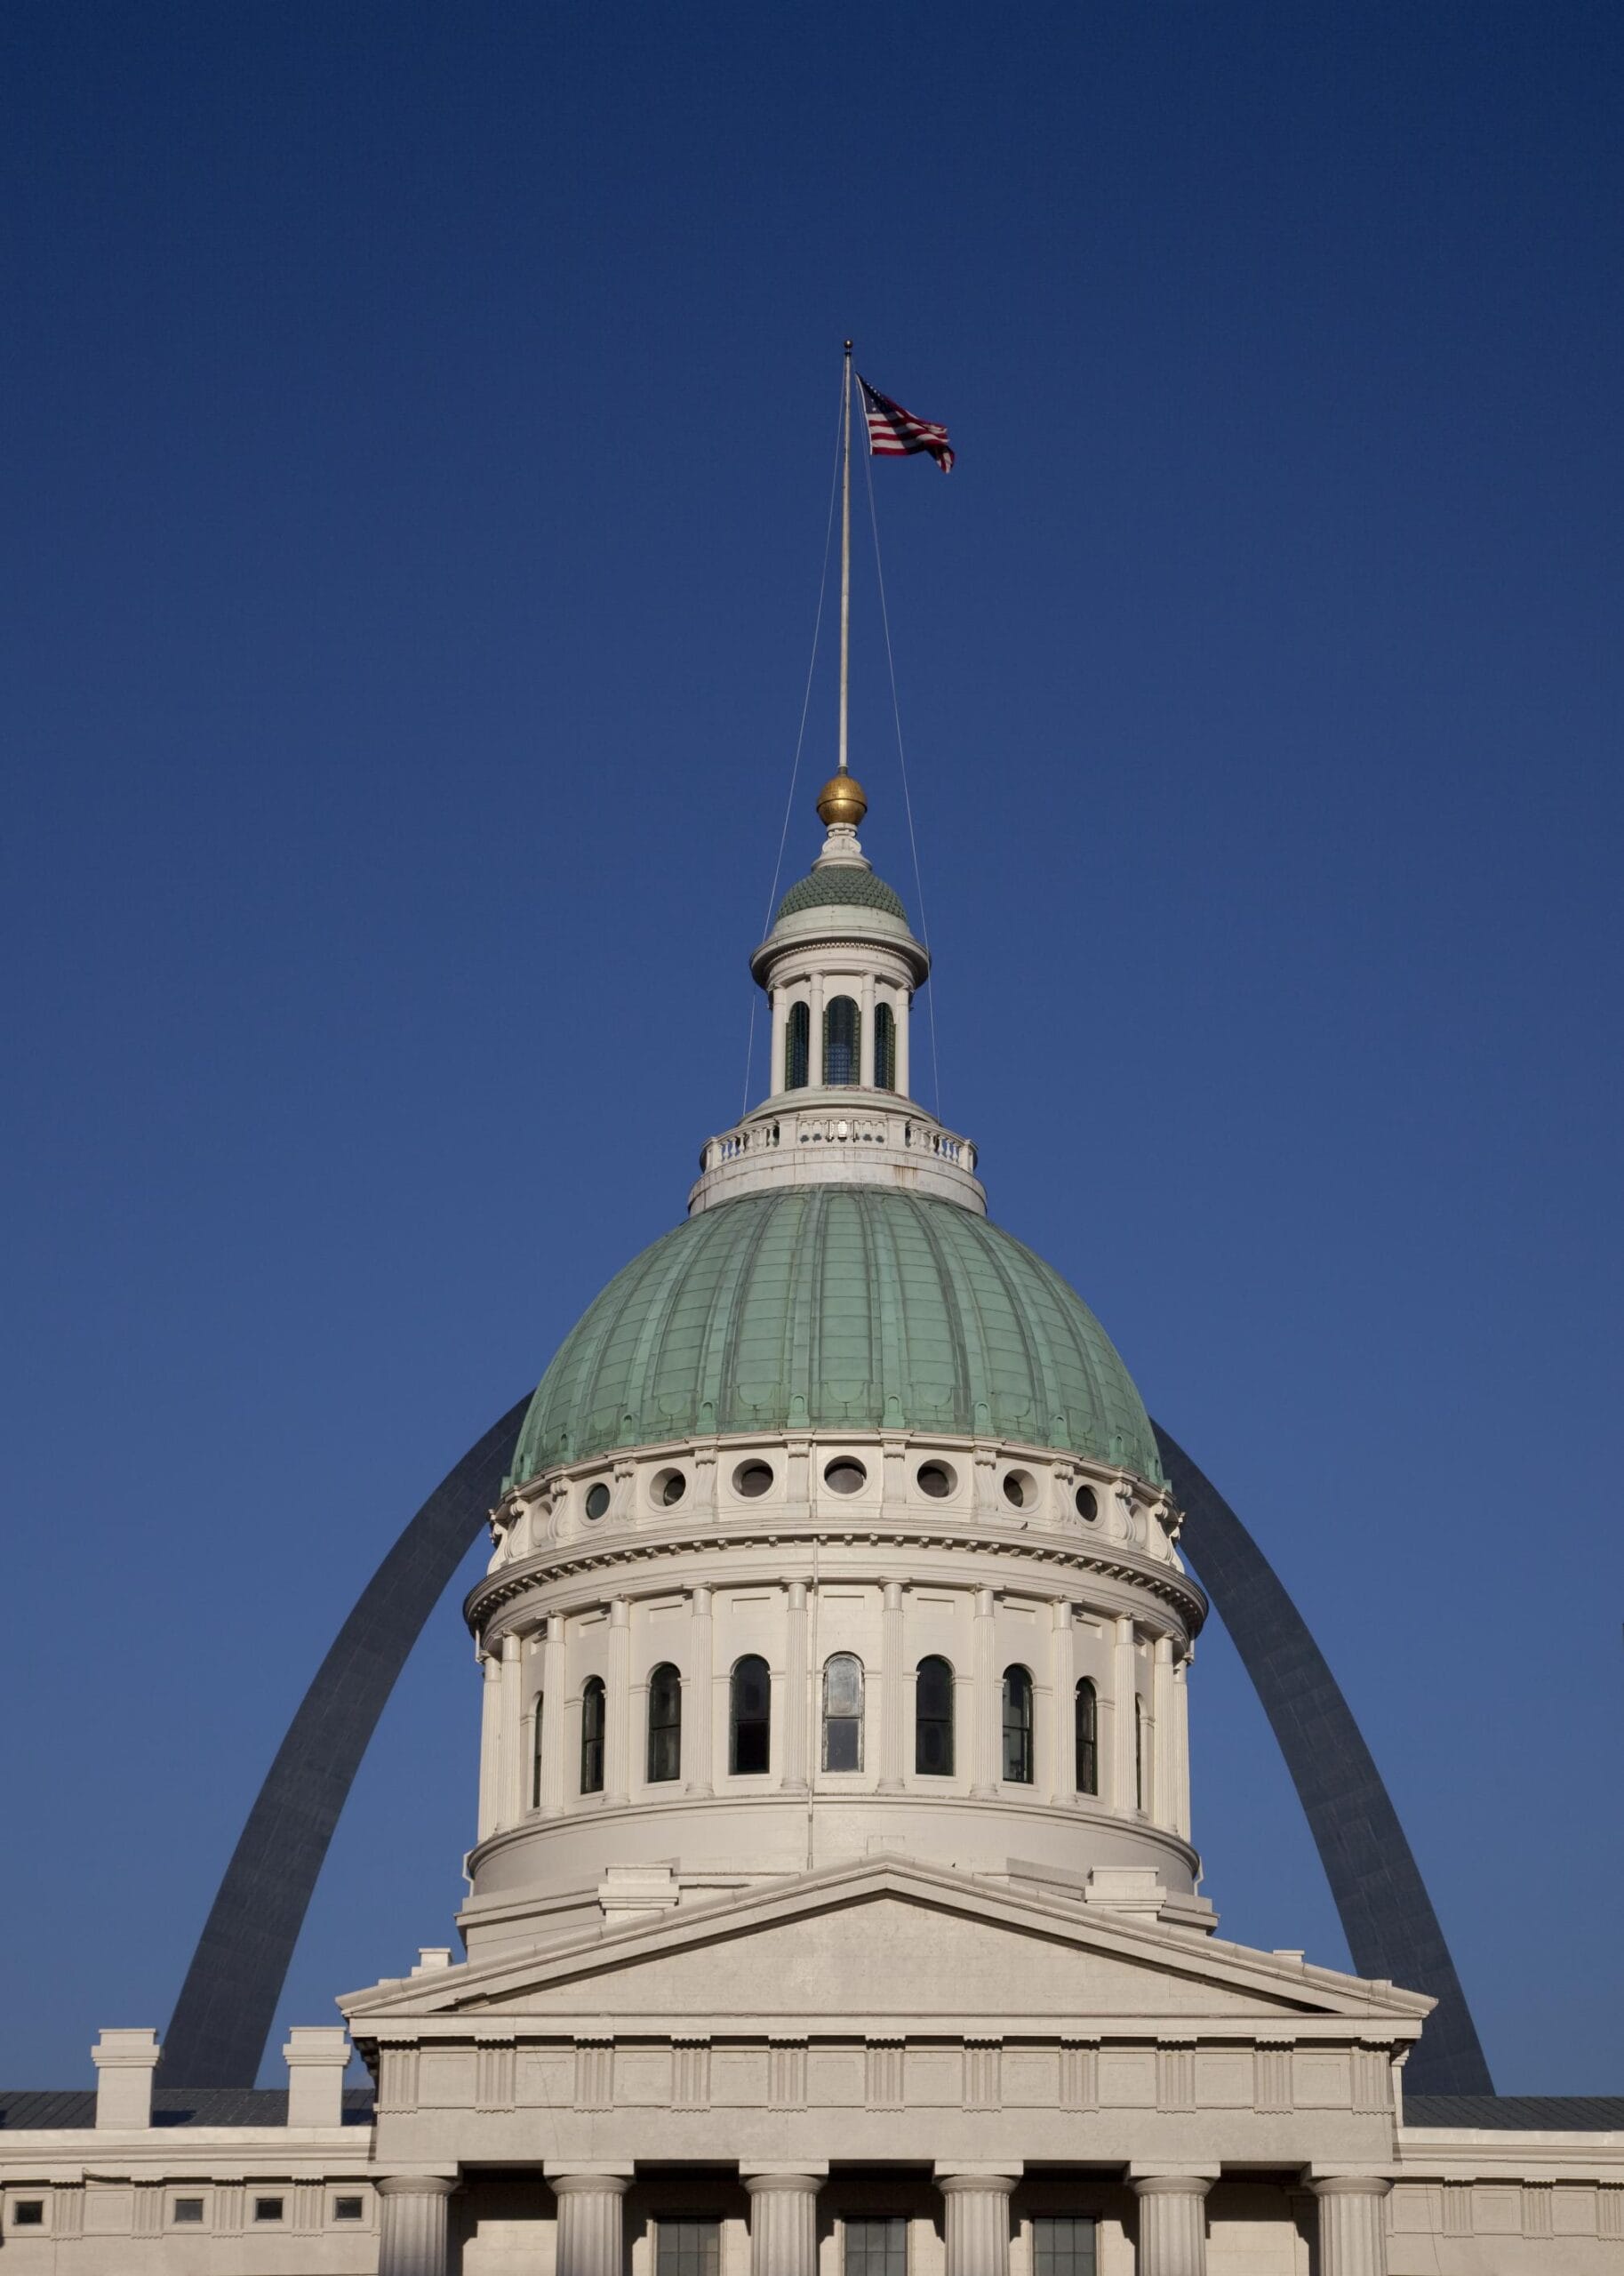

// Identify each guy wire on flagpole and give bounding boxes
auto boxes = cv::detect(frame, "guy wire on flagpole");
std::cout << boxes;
[740,360,846,1117]
[862,433,943,1121]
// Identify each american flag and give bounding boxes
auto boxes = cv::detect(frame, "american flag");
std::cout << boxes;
[859,375,955,472]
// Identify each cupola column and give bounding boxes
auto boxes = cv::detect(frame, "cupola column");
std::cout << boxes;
[1311,2176,1392,2276]
[540,1614,566,1815]
[970,1587,999,1798]
[686,1586,715,1796]
[1114,1615,1140,1813]
[770,987,788,1097]
[605,1599,631,1807]
[935,2168,1019,2276]
[810,974,827,1083]
[878,1579,906,1791]
[1132,2173,1213,2276]
[896,990,911,1096]
[744,2168,827,2276]
[1172,1655,1192,1838]
[499,1632,524,1830]
[1051,1600,1076,1802]
[860,973,876,1086]
[783,1581,810,1792]
[476,1654,501,1842]
[376,2175,457,2276]
[1151,1636,1176,1830]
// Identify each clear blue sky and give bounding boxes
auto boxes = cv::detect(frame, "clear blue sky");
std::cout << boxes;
[4,4,1620,2092]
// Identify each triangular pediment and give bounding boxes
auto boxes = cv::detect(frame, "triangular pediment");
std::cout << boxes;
[343,1857,1428,2039]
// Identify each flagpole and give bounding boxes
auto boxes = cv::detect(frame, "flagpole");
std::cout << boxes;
[838,339,852,775]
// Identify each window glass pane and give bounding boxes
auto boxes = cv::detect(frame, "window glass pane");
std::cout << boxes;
[581,1679,605,1794]
[845,2215,908,2273]
[1003,1665,1034,1783]
[916,1655,955,1775]
[824,1653,862,1717]
[874,1001,896,1089]
[532,1695,545,1808]
[824,1714,860,1771]
[824,994,860,1085]
[1033,2216,1097,2275]
[731,1655,772,1774]
[1076,1678,1098,1797]
[786,1001,810,1090]
[648,1663,682,1783]
[657,2217,721,2275]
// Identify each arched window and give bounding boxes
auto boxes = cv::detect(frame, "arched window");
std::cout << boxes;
[784,999,810,1090]
[1075,1677,1098,1798]
[821,1653,865,1771]
[915,1655,955,1776]
[1134,1693,1148,1812]
[580,1677,605,1796]
[730,1655,772,1775]
[874,1000,896,1091]
[530,1693,545,1810]
[1002,1664,1035,1784]
[823,994,860,1086]
[646,1663,682,1783]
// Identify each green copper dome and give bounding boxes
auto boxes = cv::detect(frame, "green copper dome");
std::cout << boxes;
[509,1188,1163,1488]
[774,865,908,925]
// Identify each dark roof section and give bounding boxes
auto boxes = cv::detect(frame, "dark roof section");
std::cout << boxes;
[0,2088,374,2130]
[1404,2095,1624,2131]
[774,864,908,925]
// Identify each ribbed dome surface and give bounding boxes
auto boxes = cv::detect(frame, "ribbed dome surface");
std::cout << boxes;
[510,1189,1163,1487]
[774,866,908,924]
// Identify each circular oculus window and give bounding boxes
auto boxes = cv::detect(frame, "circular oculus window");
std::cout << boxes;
[584,1482,611,1521]
[916,1460,956,1499]
[652,1469,687,1508]
[732,1460,774,1499]
[823,1456,867,1495]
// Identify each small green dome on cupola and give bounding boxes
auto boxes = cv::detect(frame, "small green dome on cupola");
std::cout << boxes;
[774,865,909,925]
[508,1188,1164,1489]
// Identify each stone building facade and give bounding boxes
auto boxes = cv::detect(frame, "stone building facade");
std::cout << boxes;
[4,777,1619,2273]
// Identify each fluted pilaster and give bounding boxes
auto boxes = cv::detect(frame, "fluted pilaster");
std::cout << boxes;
[745,2168,825,2276]
[936,2168,1017,2276]
[878,1580,906,1790]
[1132,2175,1212,2276]
[687,1585,714,1794]
[606,1599,630,1806]
[499,1632,524,1829]
[1314,2176,1391,2276]
[476,1655,501,1841]
[1051,1599,1076,1800]
[376,2176,456,2276]
[970,1587,999,1796]
[783,1581,810,1792]
[552,2171,631,2276]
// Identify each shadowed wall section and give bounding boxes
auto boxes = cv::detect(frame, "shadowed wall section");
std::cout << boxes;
[165,1400,1492,2096]
[161,1398,532,2088]
[1156,1422,1493,2096]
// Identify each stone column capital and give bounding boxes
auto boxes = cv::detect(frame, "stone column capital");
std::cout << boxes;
[1132,2172,1217,2199]
[375,2174,459,2198]
[1310,2175,1394,2199]
[935,2168,1020,2194]
[547,2169,635,2196]
[741,2168,828,2193]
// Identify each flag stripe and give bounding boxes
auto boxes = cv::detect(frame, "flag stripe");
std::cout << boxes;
[858,374,955,471]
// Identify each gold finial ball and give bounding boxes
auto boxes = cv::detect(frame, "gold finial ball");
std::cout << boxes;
[816,772,868,828]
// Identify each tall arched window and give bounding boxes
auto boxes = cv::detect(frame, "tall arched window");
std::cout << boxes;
[784,1000,810,1090]
[823,994,860,1086]
[915,1655,955,1776]
[730,1655,772,1775]
[874,1000,896,1091]
[580,1677,605,1796]
[1134,1693,1147,1812]
[646,1663,682,1783]
[1075,1678,1098,1798]
[821,1653,865,1771]
[1002,1664,1035,1784]
[530,1693,545,1810]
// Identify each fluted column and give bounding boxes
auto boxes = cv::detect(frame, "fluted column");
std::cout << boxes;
[744,2169,826,2276]
[895,989,910,1096]
[936,2168,1017,2276]
[541,1614,566,1814]
[1113,1614,1139,1813]
[783,1581,810,1792]
[1151,1635,1175,1829]
[499,1632,524,1829]
[687,1585,714,1795]
[770,987,788,1096]
[878,1579,906,1791]
[1172,1655,1192,1838]
[1313,2176,1391,2276]
[970,1587,999,1796]
[1132,2175,1212,2276]
[377,2176,456,2276]
[606,1599,631,1805]
[1050,1599,1076,1802]
[810,974,827,1082]
[552,2172,631,2276]
[476,1653,501,1842]
[860,973,876,1086]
